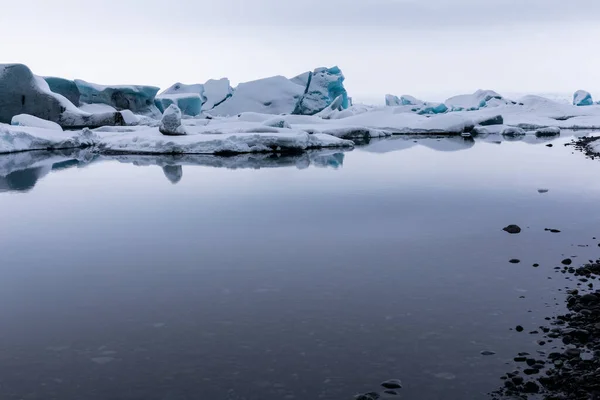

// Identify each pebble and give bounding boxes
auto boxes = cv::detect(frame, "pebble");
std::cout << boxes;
[562,258,573,266]
[380,379,402,389]
[481,351,496,356]
[503,225,522,234]
[510,259,521,264]
[515,325,524,332]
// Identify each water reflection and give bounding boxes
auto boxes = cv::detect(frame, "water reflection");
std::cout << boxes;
[0,132,577,193]
[0,149,348,192]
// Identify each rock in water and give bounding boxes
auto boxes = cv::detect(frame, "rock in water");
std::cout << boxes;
[293,66,349,115]
[44,76,81,106]
[159,105,187,136]
[503,225,522,234]
[75,79,161,117]
[573,90,594,106]
[380,379,402,389]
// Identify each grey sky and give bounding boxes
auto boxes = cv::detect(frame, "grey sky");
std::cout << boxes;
[1,0,598,102]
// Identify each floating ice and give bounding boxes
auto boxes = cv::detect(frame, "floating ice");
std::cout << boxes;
[156,79,233,116]
[210,76,305,116]
[445,90,512,111]
[501,126,526,137]
[293,66,349,115]
[573,90,594,106]
[0,64,126,129]
[75,79,161,118]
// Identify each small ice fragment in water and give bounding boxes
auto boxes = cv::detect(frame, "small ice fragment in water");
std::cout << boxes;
[380,379,402,389]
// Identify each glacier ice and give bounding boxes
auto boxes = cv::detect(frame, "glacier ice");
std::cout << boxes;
[159,105,187,136]
[293,66,349,115]
[44,77,81,106]
[75,79,161,118]
[0,64,127,129]
[210,76,305,116]
[11,114,63,131]
[385,94,446,114]
[573,90,593,106]
[290,71,311,88]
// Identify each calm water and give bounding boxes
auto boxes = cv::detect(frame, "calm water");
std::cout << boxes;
[1,133,600,400]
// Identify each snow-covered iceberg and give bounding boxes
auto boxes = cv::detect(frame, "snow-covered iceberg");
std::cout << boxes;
[0,64,127,129]
[210,76,304,116]
[75,79,161,118]
[445,90,514,111]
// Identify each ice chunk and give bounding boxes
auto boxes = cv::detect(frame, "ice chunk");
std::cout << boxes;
[417,103,448,115]
[573,90,593,106]
[210,76,305,116]
[44,77,81,106]
[11,114,63,131]
[155,93,203,117]
[0,64,126,129]
[293,66,349,115]
[159,105,187,136]
[201,78,234,111]
[501,126,526,137]
[156,79,233,115]
[315,95,346,119]
[400,95,424,106]
[385,94,402,107]
[445,90,512,111]
[534,126,560,136]
[75,79,161,118]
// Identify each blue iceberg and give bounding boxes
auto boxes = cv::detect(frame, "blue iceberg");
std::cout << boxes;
[293,66,349,115]
[573,90,593,106]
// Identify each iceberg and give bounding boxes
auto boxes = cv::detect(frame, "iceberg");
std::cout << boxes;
[210,76,305,116]
[290,71,311,88]
[159,105,187,136]
[385,94,402,107]
[156,79,233,116]
[0,124,99,154]
[293,66,349,115]
[44,77,81,106]
[573,90,593,106]
[0,64,127,129]
[201,78,234,111]
[75,79,161,118]
[445,90,513,111]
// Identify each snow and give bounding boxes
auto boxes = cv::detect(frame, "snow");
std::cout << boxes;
[11,115,63,131]
[0,125,98,154]
[573,90,594,106]
[210,76,305,116]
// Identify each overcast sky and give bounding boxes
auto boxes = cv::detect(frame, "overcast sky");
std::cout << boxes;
[1,0,598,102]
